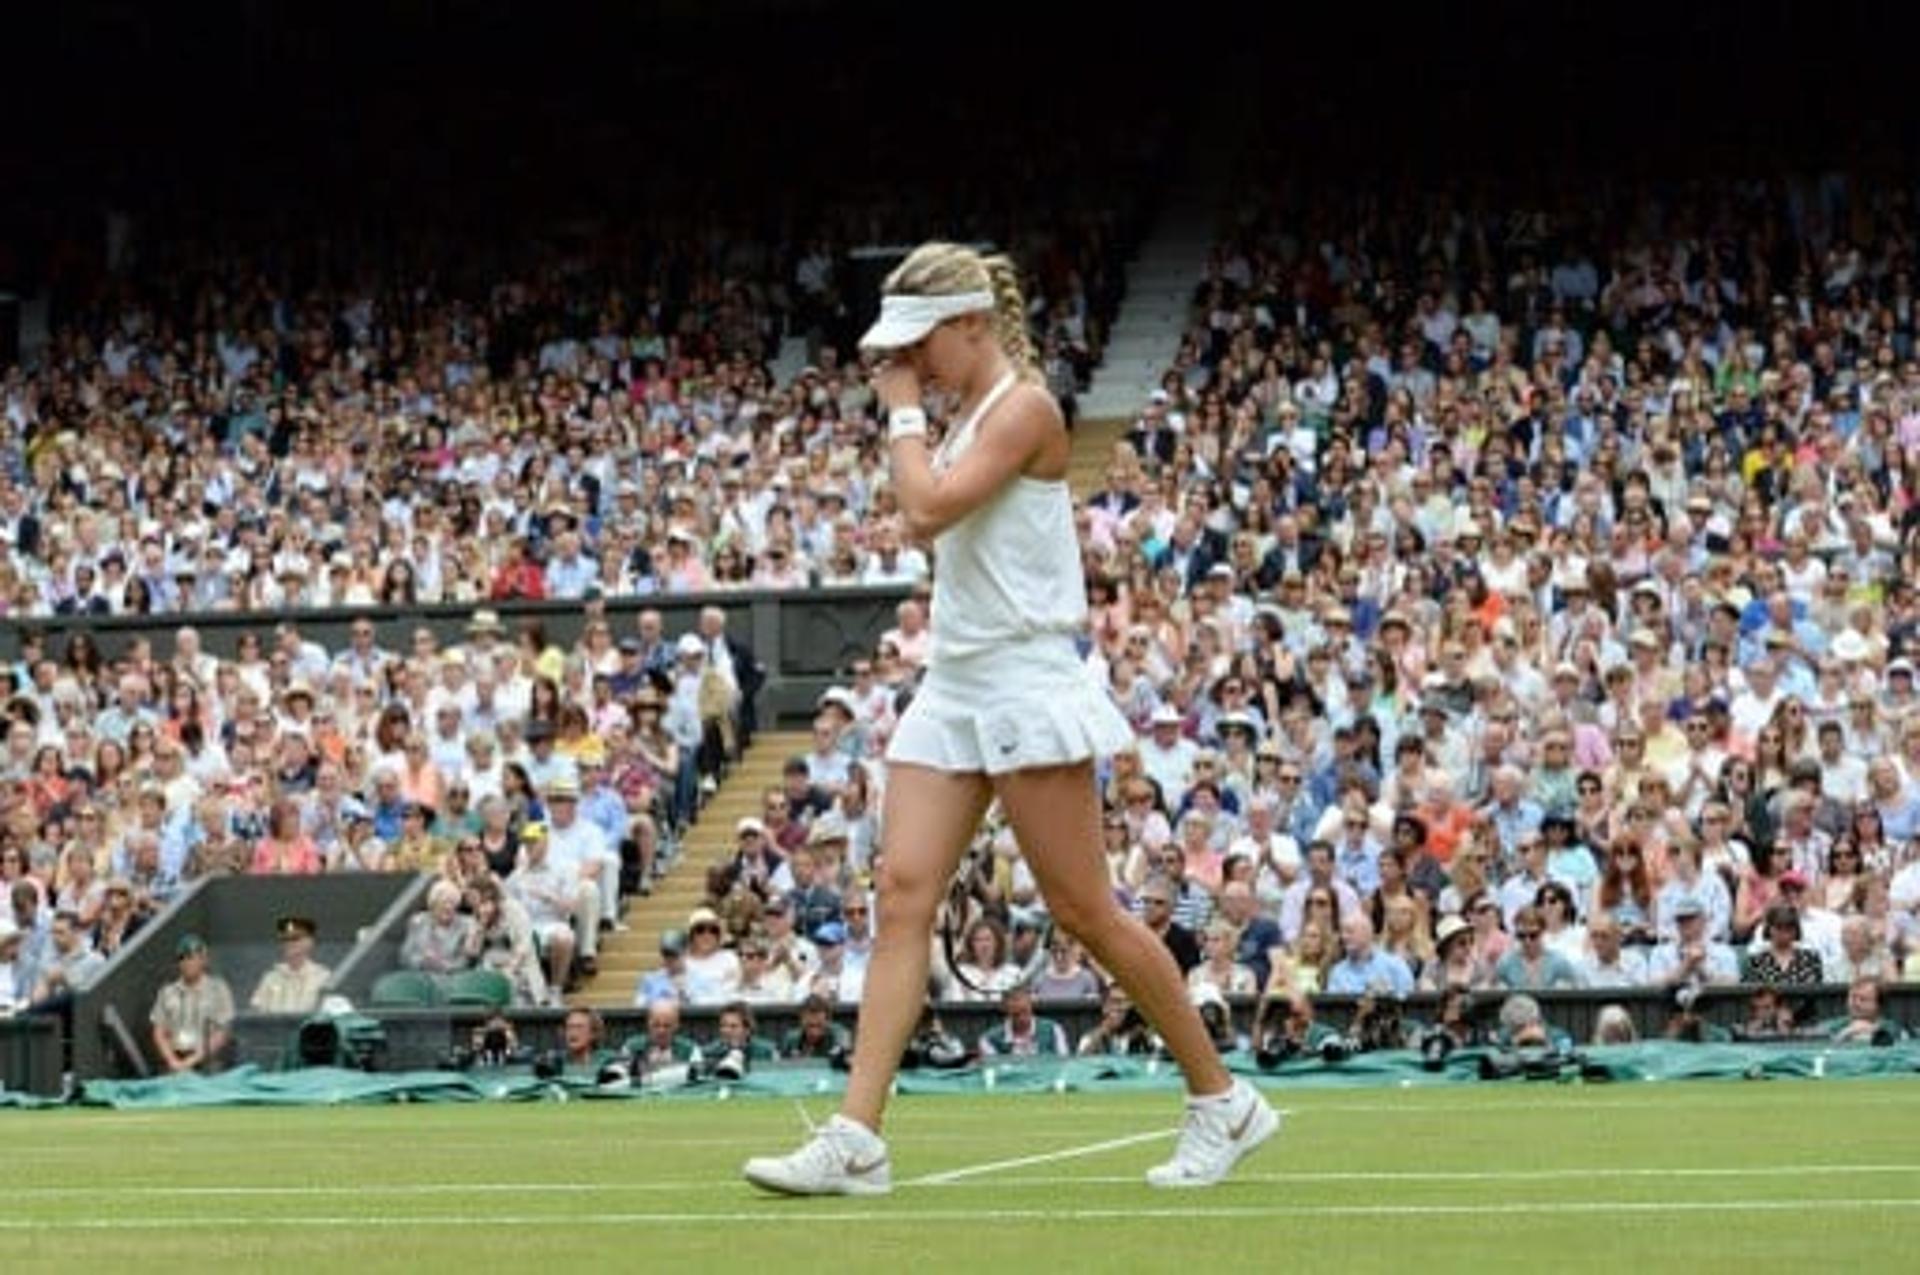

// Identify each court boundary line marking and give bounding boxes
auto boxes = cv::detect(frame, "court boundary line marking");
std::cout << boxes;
[905,1129,1172,1185]
[5,1198,1920,1230]
[10,1162,1920,1199]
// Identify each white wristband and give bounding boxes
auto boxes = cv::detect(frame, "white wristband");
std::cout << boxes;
[887,406,929,442]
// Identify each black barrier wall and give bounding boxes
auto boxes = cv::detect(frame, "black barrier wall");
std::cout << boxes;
[4,586,912,728]
[224,984,1920,1076]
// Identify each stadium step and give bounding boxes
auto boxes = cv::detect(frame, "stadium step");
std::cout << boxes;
[1067,417,1133,500]
[570,729,813,1010]
[1080,152,1222,419]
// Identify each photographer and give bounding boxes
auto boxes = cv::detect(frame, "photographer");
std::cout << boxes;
[557,1007,613,1075]
[1076,986,1157,1057]
[1416,986,1485,1068]
[1664,983,1732,1044]
[1189,985,1244,1055]
[468,1012,523,1068]
[979,983,1071,1058]
[1477,993,1578,1080]
[904,997,971,1070]
[1493,993,1570,1052]
[1347,991,1410,1053]
[1251,988,1339,1069]
[1733,985,1797,1041]
[781,993,851,1061]
[1820,979,1909,1046]
[622,999,702,1070]
[712,1001,779,1071]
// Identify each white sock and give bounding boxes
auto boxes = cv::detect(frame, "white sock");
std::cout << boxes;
[1190,1084,1240,1109]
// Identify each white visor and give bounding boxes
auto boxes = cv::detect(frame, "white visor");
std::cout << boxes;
[858,290,993,351]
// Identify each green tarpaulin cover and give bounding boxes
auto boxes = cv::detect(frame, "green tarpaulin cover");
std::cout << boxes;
[4,1042,1915,1110]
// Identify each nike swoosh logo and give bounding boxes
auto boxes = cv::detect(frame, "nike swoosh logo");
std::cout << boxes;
[845,1153,888,1177]
[1228,1102,1259,1141]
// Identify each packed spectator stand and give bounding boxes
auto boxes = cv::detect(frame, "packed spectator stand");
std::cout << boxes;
[6,166,1920,1073]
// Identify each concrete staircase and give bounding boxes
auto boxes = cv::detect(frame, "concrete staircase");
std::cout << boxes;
[1066,417,1134,501]
[571,730,813,1009]
[1076,132,1237,423]
[1076,232,1208,422]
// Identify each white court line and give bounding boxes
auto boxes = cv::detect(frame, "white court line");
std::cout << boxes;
[4,1198,1920,1230]
[965,1163,1920,1188]
[12,1162,1920,1199]
[906,1130,1172,1186]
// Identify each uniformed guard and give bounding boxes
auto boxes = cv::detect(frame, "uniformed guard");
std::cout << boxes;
[150,933,236,1074]
[249,916,332,1015]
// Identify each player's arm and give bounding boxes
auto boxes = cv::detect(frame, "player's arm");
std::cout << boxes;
[882,371,1059,541]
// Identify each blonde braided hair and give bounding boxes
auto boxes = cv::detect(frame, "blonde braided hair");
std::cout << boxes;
[883,241,1041,381]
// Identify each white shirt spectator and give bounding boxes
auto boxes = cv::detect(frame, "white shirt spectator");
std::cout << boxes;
[684,948,742,1006]
[1138,733,1199,807]
[1580,947,1648,989]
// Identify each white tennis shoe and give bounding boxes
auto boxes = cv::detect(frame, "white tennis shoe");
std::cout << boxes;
[743,1113,892,1196]
[1145,1080,1281,1188]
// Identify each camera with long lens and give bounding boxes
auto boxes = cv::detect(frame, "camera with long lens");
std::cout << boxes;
[1318,1035,1356,1064]
[1254,1034,1302,1071]
[1351,993,1406,1053]
[1417,1026,1457,1072]
[708,1046,749,1083]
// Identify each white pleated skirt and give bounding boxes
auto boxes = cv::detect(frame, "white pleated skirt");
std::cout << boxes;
[886,634,1136,775]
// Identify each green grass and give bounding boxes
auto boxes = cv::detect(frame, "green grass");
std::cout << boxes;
[4,1079,1918,1272]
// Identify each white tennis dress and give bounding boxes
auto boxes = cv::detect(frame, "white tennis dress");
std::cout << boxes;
[885,370,1136,775]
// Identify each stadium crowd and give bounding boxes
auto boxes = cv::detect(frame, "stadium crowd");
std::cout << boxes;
[4,172,1920,1066]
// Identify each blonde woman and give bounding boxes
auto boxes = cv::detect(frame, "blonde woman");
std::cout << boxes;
[1284,920,1335,996]
[1188,919,1259,999]
[1380,895,1436,983]
[747,243,1276,1197]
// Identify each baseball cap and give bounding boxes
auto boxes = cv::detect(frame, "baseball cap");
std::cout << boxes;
[658,929,688,956]
[176,933,209,958]
[276,916,317,941]
[1671,895,1706,920]
[813,921,848,946]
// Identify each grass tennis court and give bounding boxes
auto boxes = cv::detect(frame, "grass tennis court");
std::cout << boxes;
[4,1079,1917,1272]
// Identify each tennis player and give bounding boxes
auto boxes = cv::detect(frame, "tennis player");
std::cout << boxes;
[744,242,1278,1195]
